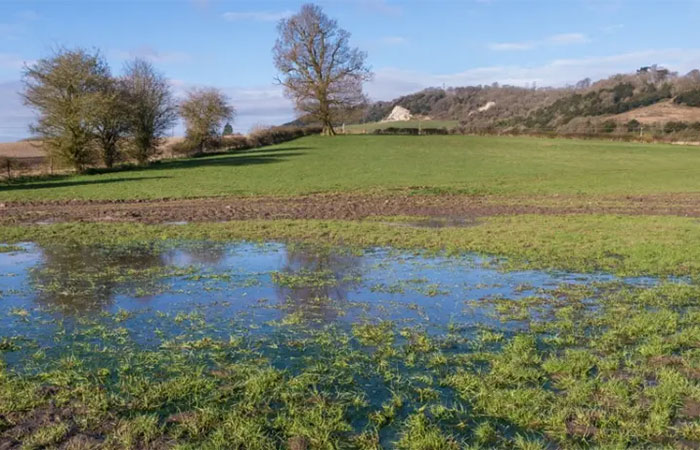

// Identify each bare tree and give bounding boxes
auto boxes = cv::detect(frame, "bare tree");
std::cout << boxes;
[179,88,235,154]
[22,48,110,171]
[121,59,177,164]
[273,3,372,135]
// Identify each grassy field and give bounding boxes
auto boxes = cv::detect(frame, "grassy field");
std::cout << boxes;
[1,134,700,201]
[344,120,459,133]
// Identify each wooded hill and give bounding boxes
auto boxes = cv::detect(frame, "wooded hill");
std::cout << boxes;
[360,66,700,137]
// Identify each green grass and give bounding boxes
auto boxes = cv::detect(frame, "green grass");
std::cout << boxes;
[2,135,700,201]
[3,214,700,277]
[344,119,458,133]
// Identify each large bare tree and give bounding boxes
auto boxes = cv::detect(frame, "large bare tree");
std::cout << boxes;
[273,4,372,135]
[179,88,235,154]
[22,48,110,171]
[121,59,177,164]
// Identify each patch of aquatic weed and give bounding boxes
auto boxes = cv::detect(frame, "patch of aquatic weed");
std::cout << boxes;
[1,279,699,448]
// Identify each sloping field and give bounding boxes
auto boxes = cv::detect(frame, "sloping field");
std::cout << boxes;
[0,140,45,159]
[614,99,700,124]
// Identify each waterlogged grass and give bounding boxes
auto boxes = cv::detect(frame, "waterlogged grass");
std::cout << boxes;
[2,214,700,277]
[1,272,699,448]
[2,219,699,447]
[2,135,700,200]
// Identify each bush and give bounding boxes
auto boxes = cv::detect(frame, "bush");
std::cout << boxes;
[372,127,449,136]
[172,126,321,157]
[601,120,617,133]
[247,126,321,147]
[674,89,700,107]
[626,119,641,132]
[664,121,688,133]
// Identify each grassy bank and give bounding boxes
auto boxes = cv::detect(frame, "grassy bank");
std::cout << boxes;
[2,135,700,201]
[2,214,700,277]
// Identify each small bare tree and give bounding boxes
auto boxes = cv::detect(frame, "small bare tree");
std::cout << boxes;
[22,48,110,171]
[273,4,372,135]
[179,88,235,154]
[121,59,177,164]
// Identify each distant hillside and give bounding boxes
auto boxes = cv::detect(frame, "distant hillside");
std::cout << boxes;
[356,66,700,137]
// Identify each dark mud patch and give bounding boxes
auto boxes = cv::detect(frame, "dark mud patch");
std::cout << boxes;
[2,192,700,225]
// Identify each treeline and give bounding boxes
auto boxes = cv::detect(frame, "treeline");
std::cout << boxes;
[357,65,700,136]
[22,48,238,172]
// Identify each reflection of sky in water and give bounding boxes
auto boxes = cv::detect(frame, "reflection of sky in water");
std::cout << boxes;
[0,241,661,363]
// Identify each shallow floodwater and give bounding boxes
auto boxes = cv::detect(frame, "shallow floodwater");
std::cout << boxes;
[0,241,652,365]
[4,241,694,447]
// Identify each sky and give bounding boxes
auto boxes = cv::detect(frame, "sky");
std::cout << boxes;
[1,0,700,141]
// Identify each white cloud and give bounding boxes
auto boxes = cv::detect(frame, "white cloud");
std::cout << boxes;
[488,42,535,51]
[15,10,39,21]
[602,24,624,33]
[0,53,29,70]
[170,81,295,134]
[489,32,589,51]
[379,36,408,46]
[222,11,292,22]
[0,80,35,142]
[367,48,700,100]
[359,0,402,16]
[112,46,192,64]
[547,33,589,45]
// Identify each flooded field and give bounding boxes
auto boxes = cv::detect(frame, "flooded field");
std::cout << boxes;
[1,241,698,448]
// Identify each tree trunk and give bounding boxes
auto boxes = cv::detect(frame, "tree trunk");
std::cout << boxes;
[321,121,336,136]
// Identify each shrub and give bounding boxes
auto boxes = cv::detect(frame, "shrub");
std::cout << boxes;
[626,119,641,132]
[247,126,321,147]
[372,127,449,136]
[664,121,688,133]
[674,89,700,107]
[601,119,617,133]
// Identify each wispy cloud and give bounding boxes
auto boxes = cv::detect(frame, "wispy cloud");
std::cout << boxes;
[379,36,408,46]
[0,80,36,142]
[170,80,295,133]
[14,10,39,21]
[221,11,291,22]
[368,48,700,100]
[488,42,535,51]
[489,32,589,52]
[0,53,29,70]
[359,0,402,16]
[548,33,589,45]
[113,46,192,64]
[602,24,624,33]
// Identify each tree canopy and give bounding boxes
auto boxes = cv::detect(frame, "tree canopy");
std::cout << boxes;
[273,4,372,135]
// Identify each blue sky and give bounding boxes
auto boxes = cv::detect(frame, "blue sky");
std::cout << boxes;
[1,0,700,141]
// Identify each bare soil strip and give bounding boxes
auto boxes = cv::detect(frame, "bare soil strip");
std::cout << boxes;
[2,193,700,225]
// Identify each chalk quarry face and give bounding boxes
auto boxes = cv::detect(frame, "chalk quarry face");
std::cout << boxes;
[383,105,412,122]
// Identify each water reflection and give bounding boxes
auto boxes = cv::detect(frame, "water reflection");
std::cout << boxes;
[0,241,650,332]
[274,245,363,324]
[30,244,166,313]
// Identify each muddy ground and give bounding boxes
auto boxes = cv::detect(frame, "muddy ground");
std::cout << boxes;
[2,193,700,225]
